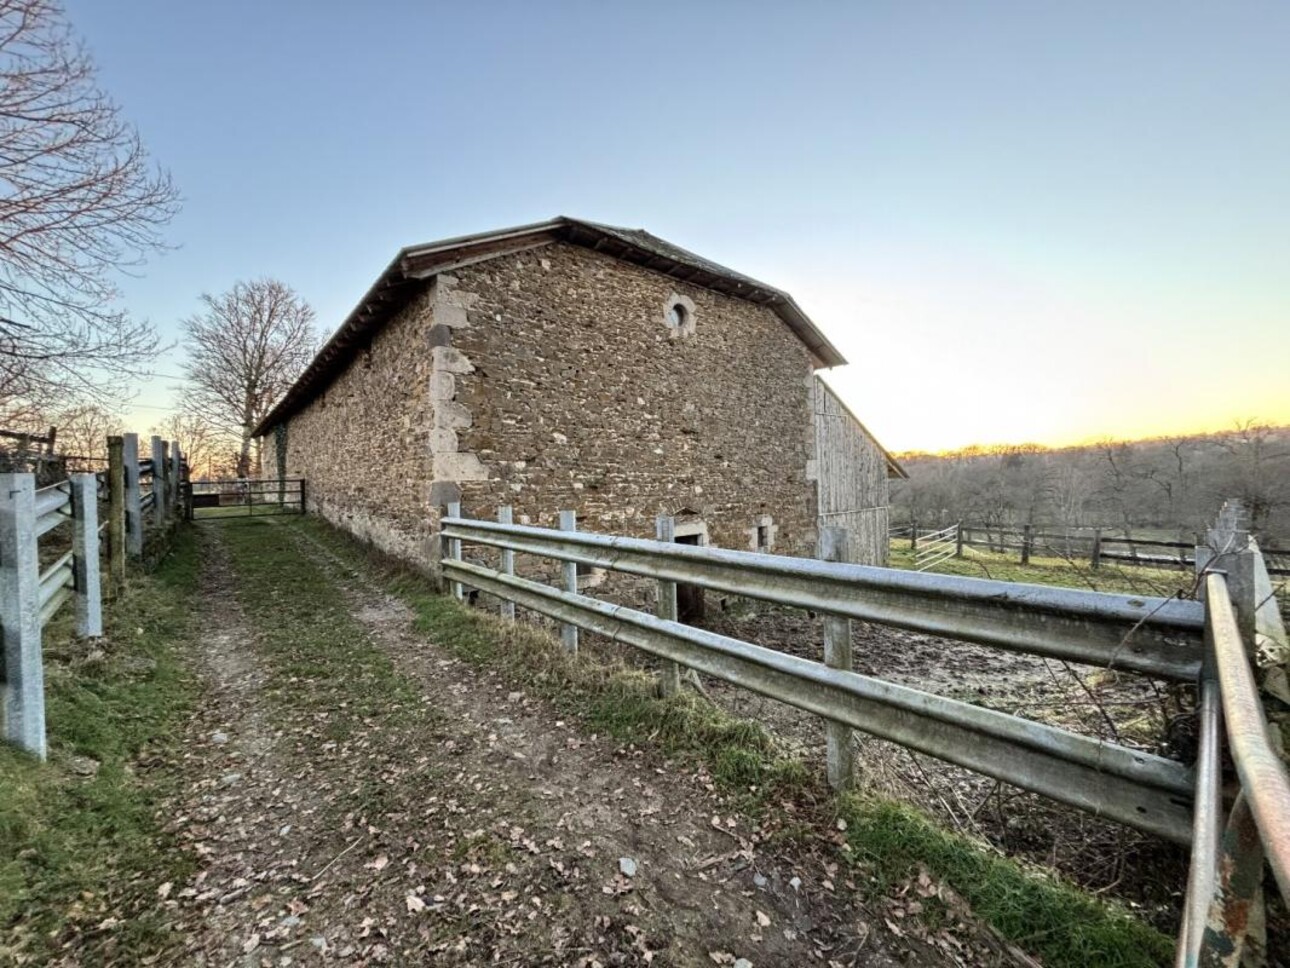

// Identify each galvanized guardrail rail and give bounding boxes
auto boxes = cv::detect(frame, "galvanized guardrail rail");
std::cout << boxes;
[443,499,1289,966]
[1,433,186,759]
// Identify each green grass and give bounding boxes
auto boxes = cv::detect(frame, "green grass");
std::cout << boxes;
[838,796,1173,967]
[889,540,1197,599]
[0,527,202,963]
[286,516,1173,967]
[212,518,429,738]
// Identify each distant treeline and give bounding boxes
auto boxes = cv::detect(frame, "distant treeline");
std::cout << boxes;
[892,422,1290,544]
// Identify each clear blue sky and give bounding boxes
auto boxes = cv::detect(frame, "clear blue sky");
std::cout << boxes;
[66,0,1290,452]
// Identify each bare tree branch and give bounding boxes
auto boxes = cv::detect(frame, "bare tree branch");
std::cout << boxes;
[0,0,179,416]
[180,278,318,476]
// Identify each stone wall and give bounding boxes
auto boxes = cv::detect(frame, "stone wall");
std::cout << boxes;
[263,240,896,583]
[438,242,821,561]
[267,290,440,566]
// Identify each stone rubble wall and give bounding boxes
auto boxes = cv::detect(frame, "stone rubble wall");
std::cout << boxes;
[265,289,440,567]
[441,242,821,562]
[263,239,891,587]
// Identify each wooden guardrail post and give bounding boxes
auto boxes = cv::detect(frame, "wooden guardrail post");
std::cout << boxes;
[820,526,856,790]
[446,501,463,601]
[107,436,126,591]
[159,440,171,519]
[150,435,166,525]
[69,473,102,638]
[122,433,142,558]
[559,510,578,653]
[0,473,45,759]
[498,506,515,621]
[656,514,681,697]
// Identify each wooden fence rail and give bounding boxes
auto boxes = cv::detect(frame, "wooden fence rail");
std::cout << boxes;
[0,433,187,759]
[898,521,1290,578]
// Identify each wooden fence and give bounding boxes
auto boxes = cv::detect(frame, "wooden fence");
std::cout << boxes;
[0,433,187,759]
[902,521,1290,578]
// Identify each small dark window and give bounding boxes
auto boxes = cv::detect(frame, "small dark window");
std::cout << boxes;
[667,303,687,329]
[757,525,770,551]
[576,561,595,576]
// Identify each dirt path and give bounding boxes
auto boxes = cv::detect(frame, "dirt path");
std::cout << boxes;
[158,521,983,967]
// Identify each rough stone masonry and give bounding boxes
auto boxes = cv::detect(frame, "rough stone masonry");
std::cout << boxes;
[258,220,897,587]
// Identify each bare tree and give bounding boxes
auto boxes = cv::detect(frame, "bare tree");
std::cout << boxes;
[149,410,237,479]
[180,279,318,476]
[0,0,179,418]
[46,402,119,468]
[1216,420,1290,534]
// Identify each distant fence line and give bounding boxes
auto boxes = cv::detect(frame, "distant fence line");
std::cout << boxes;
[894,521,1290,578]
[1,433,187,759]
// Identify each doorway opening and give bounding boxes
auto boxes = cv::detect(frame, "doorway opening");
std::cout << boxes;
[674,531,705,623]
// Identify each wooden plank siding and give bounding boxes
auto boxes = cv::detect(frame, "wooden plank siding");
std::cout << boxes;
[814,379,892,566]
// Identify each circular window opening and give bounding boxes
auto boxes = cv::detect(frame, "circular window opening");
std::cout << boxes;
[667,302,688,329]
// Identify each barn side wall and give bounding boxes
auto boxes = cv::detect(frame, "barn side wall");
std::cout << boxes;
[262,291,440,566]
[437,242,822,595]
[258,241,873,593]
[814,379,891,565]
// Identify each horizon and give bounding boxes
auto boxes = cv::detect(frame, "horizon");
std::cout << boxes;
[57,1,1290,453]
[890,418,1290,460]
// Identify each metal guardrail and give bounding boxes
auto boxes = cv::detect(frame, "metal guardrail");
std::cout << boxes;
[1175,570,1290,965]
[442,512,1199,841]
[443,517,1205,680]
[445,550,1195,841]
[443,501,1289,963]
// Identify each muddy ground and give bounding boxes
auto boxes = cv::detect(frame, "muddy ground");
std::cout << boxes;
[153,522,1027,967]
[643,594,1193,929]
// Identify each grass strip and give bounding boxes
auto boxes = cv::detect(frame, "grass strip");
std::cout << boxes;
[213,518,429,737]
[0,527,202,963]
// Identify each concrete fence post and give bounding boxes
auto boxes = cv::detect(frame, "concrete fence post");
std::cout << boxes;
[820,526,855,790]
[498,506,515,620]
[559,510,578,653]
[150,436,166,525]
[446,501,463,601]
[122,433,142,558]
[107,436,126,591]
[656,514,682,696]
[0,473,46,759]
[69,473,102,638]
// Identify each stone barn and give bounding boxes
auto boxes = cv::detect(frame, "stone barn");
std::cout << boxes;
[254,217,904,580]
